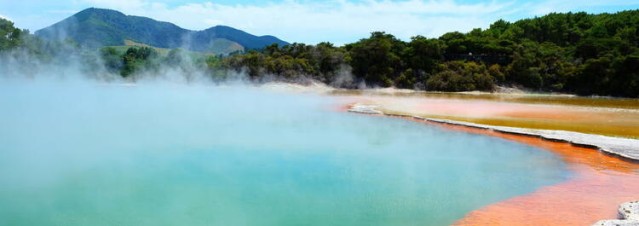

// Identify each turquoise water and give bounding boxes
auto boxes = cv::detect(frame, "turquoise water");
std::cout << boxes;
[0,81,570,225]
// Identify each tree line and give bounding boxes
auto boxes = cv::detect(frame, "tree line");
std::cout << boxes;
[1,10,638,97]
[221,10,639,97]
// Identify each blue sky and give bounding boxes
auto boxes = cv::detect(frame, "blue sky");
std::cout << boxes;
[1,0,639,45]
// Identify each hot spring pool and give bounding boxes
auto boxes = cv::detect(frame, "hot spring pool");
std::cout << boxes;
[0,81,570,225]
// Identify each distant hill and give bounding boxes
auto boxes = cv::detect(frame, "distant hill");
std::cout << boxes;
[35,8,288,54]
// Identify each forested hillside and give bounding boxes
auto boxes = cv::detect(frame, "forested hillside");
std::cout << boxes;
[35,8,288,54]
[2,10,638,97]
[224,10,639,97]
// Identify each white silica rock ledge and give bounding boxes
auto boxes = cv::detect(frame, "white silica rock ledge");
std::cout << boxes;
[346,104,639,225]
[347,103,639,161]
[621,201,639,221]
[592,201,639,226]
[424,118,639,161]
[347,103,384,115]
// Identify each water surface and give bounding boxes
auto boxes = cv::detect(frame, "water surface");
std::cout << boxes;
[0,81,570,225]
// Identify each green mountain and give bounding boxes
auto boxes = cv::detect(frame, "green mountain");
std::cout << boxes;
[35,8,288,54]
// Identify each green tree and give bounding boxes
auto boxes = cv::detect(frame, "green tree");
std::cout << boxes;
[100,47,122,73]
[121,47,159,77]
[0,18,23,51]
[348,32,405,87]
[406,36,443,75]
[427,61,494,92]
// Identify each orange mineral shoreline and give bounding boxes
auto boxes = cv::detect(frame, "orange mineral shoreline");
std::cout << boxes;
[433,120,639,226]
[333,92,639,138]
[347,108,639,225]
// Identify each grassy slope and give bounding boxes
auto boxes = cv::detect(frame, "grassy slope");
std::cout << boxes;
[105,40,211,59]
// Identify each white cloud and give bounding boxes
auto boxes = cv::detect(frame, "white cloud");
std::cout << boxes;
[79,0,147,11]
[47,9,84,14]
[6,0,629,45]
[74,0,519,45]
[530,0,639,15]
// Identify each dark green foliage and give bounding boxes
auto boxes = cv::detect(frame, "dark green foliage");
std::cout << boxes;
[406,36,443,75]
[121,47,158,77]
[35,8,288,54]
[166,48,185,66]
[218,10,639,96]
[6,9,639,97]
[205,55,228,80]
[567,54,639,97]
[225,50,265,78]
[100,47,122,73]
[222,43,348,84]
[426,61,495,92]
[94,46,224,79]
[0,18,23,51]
[36,8,186,48]
[506,42,544,89]
[0,18,74,62]
[394,69,417,89]
[612,55,639,97]
[348,32,405,87]
[315,42,346,83]
[488,64,506,83]
[426,71,468,91]
[431,9,639,97]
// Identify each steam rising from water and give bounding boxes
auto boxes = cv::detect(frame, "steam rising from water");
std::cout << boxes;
[0,31,569,223]
[0,77,570,225]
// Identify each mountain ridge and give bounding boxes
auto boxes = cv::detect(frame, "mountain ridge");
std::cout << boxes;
[35,8,289,54]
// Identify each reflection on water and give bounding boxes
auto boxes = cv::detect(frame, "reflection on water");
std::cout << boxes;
[0,81,569,225]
